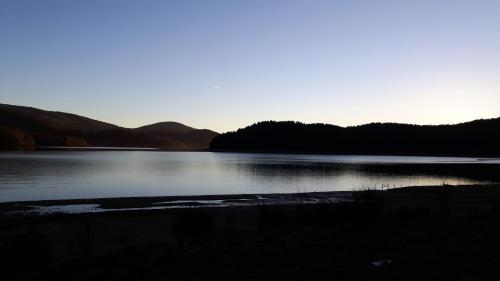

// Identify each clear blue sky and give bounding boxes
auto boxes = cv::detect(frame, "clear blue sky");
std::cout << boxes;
[1,0,499,132]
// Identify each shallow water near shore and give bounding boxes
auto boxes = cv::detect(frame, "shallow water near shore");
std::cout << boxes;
[1,151,499,202]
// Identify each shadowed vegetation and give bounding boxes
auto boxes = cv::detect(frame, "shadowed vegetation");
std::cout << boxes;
[0,103,218,150]
[210,119,500,156]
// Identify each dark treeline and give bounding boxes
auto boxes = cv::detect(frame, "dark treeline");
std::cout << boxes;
[210,119,500,157]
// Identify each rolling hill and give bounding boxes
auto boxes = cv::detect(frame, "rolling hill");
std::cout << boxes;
[0,103,218,150]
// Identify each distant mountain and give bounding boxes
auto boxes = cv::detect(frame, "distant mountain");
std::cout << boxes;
[136,122,196,134]
[0,104,218,150]
[210,119,500,157]
[135,122,219,150]
[0,103,119,133]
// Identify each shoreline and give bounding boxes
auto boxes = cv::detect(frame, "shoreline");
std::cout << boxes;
[5,148,500,158]
[0,190,355,216]
[2,183,500,280]
[2,183,499,216]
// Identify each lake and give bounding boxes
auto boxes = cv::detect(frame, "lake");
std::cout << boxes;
[1,151,499,202]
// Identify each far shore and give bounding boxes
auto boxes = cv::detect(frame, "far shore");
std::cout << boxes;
[4,147,500,158]
[37,146,212,152]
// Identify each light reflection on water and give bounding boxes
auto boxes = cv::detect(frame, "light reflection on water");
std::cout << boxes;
[0,151,499,202]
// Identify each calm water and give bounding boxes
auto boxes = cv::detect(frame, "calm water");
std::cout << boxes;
[1,151,499,202]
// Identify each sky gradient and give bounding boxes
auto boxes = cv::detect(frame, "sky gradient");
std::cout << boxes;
[1,0,499,132]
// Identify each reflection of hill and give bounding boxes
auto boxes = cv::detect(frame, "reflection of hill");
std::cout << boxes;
[211,120,500,157]
[235,162,500,188]
[234,161,500,183]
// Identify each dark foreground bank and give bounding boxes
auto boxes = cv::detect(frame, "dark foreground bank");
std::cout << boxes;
[1,184,500,281]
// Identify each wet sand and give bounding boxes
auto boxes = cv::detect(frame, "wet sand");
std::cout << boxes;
[0,191,354,216]
[1,184,500,281]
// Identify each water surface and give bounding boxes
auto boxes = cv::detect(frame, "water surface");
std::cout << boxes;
[1,151,499,202]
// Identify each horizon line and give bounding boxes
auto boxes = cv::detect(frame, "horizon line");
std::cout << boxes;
[2,102,498,134]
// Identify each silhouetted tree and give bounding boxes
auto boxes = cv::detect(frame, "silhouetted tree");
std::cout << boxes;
[210,119,500,157]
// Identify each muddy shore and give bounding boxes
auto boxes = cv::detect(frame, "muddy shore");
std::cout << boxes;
[1,184,500,281]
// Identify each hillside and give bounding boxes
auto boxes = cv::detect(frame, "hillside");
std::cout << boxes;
[210,119,500,157]
[0,103,118,133]
[135,122,219,150]
[136,122,196,134]
[0,104,218,150]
